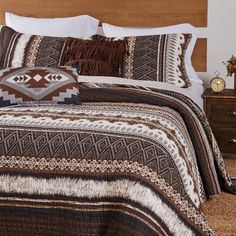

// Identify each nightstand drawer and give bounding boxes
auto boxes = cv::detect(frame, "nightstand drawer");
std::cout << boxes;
[202,89,236,155]
[213,128,236,155]
[209,101,236,128]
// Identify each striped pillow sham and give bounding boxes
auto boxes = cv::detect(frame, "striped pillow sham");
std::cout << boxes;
[0,26,127,78]
[0,26,65,68]
[94,34,192,88]
[123,34,192,88]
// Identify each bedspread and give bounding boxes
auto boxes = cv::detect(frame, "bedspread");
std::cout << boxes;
[0,86,231,236]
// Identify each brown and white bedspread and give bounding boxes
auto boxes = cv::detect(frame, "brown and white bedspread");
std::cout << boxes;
[0,86,231,236]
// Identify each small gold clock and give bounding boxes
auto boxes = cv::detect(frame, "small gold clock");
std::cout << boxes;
[210,76,226,93]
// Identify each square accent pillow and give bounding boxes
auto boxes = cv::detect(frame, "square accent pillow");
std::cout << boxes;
[0,26,66,68]
[123,34,192,88]
[0,66,81,107]
[60,36,127,77]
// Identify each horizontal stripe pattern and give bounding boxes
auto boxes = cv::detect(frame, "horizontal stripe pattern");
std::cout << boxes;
[0,205,164,236]
[0,103,204,206]
[0,174,213,235]
[0,85,225,235]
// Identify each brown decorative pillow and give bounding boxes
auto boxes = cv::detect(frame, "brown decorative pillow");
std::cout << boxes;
[123,34,192,88]
[60,36,127,77]
[0,26,65,68]
[0,66,81,107]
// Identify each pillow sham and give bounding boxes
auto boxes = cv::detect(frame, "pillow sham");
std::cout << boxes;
[60,36,127,77]
[0,26,127,78]
[102,23,201,85]
[0,26,65,68]
[5,12,99,38]
[102,23,198,37]
[0,66,81,107]
[122,33,192,87]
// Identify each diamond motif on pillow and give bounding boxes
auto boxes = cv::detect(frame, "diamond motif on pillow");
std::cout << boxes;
[0,66,81,107]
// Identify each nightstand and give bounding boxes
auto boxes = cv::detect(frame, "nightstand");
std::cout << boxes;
[202,88,236,159]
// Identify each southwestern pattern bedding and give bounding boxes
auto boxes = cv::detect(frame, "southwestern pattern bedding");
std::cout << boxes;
[0,85,232,236]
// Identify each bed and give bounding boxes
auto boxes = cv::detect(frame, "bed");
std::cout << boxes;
[0,1,233,236]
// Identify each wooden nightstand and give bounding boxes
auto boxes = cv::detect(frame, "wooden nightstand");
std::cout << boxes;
[202,88,236,159]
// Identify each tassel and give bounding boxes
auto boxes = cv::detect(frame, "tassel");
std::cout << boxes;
[65,59,119,76]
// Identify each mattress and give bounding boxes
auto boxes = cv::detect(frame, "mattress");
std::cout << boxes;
[79,76,204,109]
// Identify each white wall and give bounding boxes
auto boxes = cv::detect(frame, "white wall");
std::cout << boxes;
[198,0,236,88]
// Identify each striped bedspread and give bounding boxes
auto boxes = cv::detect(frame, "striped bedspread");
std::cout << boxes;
[0,86,231,236]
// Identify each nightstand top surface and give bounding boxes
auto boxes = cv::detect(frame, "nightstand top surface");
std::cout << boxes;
[202,88,236,99]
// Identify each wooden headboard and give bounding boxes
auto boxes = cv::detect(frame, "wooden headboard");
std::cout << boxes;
[0,0,207,71]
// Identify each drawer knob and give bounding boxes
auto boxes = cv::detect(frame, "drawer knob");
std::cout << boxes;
[227,111,236,116]
[228,138,236,144]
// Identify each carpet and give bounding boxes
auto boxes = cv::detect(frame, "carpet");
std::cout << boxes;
[202,159,236,236]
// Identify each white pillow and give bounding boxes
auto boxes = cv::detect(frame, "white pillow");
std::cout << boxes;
[5,12,99,38]
[102,23,202,84]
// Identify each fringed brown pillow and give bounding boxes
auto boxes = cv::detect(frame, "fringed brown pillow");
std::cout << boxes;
[60,36,127,77]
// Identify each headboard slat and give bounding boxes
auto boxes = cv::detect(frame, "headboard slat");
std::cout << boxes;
[0,0,207,27]
[0,0,207,71]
